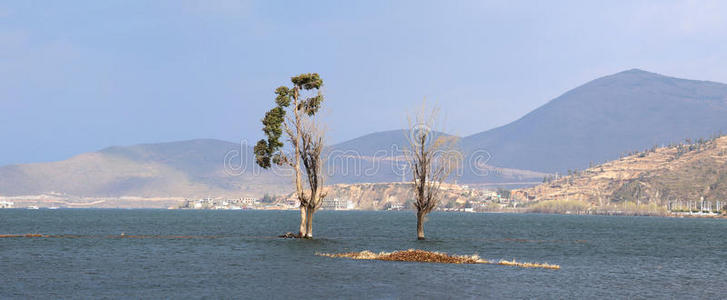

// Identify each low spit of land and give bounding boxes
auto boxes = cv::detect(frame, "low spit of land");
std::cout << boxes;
[317,249,560,270]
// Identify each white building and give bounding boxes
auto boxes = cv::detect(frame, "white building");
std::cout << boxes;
[387,204,405,211]
[322,198,354,210]
[241,197,259,207]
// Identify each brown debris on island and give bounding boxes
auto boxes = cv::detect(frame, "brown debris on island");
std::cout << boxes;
[317,249,560,270]
[320,249,484,264]
[379,249,481,264]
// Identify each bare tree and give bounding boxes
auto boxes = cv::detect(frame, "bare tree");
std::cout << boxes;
[405,105,459,240]
[254,73,327,239]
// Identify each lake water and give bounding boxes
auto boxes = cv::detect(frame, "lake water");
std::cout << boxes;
[1,210,726,298]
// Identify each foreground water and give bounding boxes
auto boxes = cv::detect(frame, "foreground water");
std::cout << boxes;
[1,210,725,298]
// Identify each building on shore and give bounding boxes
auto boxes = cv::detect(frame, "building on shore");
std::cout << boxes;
[321,198,355,210]
[387,204,405,211]
[285,199,300,209]
[181,197,259,210]
[0,200,14,208]
[241,197,260,207]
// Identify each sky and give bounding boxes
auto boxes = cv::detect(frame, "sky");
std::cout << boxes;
[1,0,727,166]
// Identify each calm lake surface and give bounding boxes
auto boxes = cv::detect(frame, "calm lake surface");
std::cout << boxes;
[1,210,726,299]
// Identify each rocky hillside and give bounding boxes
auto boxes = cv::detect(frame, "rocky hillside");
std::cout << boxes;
[514,135,727,213]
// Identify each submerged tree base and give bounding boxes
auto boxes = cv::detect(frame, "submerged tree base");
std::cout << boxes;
[278,232,298,238]
[278,232,301,239]
[317,249,560,269]
[278,232,314,239]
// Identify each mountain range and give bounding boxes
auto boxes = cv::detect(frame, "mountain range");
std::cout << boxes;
[0,139,286,197]
[2,69,727,199]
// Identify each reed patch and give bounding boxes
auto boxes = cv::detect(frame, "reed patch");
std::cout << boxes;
[497,259,561,270]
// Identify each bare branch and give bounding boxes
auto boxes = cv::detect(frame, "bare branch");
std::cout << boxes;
[405,102,460,238]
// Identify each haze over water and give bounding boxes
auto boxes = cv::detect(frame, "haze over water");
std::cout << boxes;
[2,210,725,298]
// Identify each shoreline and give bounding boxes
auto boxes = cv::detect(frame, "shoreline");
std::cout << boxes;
[2,206,724,219]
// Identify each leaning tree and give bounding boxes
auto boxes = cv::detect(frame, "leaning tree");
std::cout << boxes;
[405,105,459,240]
[254,73,327,239]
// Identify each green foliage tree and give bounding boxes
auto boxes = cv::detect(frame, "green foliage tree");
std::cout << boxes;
[254,73,327,239]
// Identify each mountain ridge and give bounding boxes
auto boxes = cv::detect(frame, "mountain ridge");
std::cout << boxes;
[461,68,727,173]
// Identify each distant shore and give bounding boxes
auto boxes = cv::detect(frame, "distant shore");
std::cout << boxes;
[2,204,725,219]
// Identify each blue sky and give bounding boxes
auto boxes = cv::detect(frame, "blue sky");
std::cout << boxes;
[1,1,727,166]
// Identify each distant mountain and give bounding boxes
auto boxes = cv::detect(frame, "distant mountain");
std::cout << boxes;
[325,130,547,185]
[328,129,457,155]
[0,133,548,198]
[462,69,727,173]
[329,130,414,156]
[0,139,289,197]
[325,130,411,184]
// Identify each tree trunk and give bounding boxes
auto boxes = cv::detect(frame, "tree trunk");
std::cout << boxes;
[305,207,314,239]
[416,211,425,240]
[299,206,308,238]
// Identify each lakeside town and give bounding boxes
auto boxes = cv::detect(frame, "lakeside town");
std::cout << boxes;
[4,190,723,218]
[2,180,725,217]
[0,183,519,212]
[177,183,521,212]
